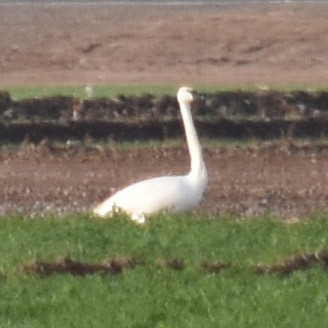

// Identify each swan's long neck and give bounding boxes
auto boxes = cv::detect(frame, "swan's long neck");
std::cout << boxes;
[179,100,207,183]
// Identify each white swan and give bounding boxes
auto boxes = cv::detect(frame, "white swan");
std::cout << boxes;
[93,87,208,224]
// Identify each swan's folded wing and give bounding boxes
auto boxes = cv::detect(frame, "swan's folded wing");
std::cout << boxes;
[109,175,191,214]
[94,172,206,217]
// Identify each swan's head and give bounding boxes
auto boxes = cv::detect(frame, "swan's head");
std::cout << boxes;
[177,87,194,105]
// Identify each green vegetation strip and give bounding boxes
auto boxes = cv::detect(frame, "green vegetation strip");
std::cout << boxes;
[0,214,328,327]
[3,84,253,100]
[7,85,179,100]
[7,84,328,100]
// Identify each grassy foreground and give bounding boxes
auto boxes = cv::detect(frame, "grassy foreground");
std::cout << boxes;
[0,214,328,327]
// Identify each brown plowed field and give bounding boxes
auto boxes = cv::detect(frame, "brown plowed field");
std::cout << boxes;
[1,3,328,218]
[1,143,328,219]
[1,3,328,86]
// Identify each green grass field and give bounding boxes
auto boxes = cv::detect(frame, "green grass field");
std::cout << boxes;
[1,214,328,328]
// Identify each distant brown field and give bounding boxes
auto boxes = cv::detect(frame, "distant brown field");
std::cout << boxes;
[0,3,328,86]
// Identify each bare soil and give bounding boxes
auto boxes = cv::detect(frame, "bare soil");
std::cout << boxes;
[1,143,328,219]
[22,249,328,276]
[0,4,328,86]
[1,4,328,219]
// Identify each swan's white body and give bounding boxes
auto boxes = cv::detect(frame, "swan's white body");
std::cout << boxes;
[93,87,207,223]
